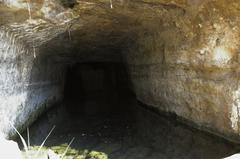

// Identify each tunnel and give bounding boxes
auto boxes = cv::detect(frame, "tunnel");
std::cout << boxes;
[2,0,240,159]
[17,52,240,159]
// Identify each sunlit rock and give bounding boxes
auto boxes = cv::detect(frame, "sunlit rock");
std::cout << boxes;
[212,46,231,66]
[1,0,28,9]
[0,133,22,159]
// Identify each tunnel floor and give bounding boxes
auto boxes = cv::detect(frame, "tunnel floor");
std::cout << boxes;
[18,98,240,159]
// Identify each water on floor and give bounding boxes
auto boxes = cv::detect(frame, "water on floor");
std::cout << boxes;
[17,98,240,159]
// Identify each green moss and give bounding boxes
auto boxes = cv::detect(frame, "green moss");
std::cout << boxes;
[86,151,108,159]
[22,145,108,159]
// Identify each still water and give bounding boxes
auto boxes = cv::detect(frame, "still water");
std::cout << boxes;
[18,98,240,159]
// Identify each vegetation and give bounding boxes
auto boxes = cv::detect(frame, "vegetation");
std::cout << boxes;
[11,123,108,159]
[22,145,108,159]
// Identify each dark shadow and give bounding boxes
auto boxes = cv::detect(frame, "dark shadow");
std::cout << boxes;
[63,62,135,116]
[59,0,77,8]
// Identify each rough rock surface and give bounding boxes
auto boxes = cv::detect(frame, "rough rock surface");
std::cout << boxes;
[1,0,240,143]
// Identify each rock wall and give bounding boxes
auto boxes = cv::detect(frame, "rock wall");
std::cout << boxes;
[1,0,240,143]
[0,26,65,138]
[123,1,240,142]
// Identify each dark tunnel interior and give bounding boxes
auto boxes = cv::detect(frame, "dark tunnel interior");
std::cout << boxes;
[18,61,240,159]
[63,62,135,116]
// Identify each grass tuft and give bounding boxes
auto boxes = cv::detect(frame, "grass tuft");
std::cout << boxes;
[61,137,75,159]
[9,122,29,153]
[35,125,56,157]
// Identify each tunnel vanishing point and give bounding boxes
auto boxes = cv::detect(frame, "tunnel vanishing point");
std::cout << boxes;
[1,0,240,144]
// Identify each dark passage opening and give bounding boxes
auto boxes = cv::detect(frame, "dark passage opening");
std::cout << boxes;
[63,62,135,116]
[18,61,240,159]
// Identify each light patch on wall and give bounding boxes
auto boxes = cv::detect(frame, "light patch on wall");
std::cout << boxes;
[0,92,27,136]
[2,0,28,9]
[231,88,240,133]
[212,46,231,66]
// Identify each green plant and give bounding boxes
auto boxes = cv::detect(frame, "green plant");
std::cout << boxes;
[10,122,108,159]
